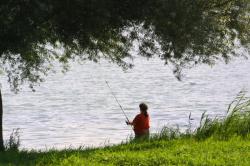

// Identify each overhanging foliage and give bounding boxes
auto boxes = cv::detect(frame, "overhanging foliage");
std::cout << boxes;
[0,0,249,90]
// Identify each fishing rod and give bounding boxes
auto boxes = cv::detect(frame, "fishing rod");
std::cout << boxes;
[90,64,133,129]
[105,81,130,123]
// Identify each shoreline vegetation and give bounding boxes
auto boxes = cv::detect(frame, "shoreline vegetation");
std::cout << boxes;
[1,92,250,165]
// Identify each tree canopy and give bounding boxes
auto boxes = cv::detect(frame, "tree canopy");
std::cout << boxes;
[0,0,249,90]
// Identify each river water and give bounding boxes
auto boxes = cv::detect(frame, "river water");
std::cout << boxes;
[1,57,250,150]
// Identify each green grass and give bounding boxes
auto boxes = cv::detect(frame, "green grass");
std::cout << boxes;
[1,92,250,165]
[1,137,250,165]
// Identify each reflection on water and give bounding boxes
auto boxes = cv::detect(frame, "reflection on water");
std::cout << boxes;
[1,57,250,149]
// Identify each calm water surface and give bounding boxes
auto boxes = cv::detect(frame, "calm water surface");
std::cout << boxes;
[1,57,250,149]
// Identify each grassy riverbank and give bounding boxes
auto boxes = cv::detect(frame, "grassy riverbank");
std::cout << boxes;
[1,93,250,165]
[0,136,250,166]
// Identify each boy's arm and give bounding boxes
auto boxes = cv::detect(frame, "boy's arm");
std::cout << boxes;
[127,115,139,126]
[126,120,133,125]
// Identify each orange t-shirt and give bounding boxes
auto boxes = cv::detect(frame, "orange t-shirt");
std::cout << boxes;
[132,113,150,134]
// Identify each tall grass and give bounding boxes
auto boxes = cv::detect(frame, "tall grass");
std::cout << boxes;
[195,91,250,140]
[146,91,250,142]
[4,128,20,151]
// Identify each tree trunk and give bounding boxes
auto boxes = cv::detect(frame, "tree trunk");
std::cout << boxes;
[0,89,4,151]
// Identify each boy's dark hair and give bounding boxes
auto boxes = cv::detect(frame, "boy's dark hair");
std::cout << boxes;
[139,103,148,117]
